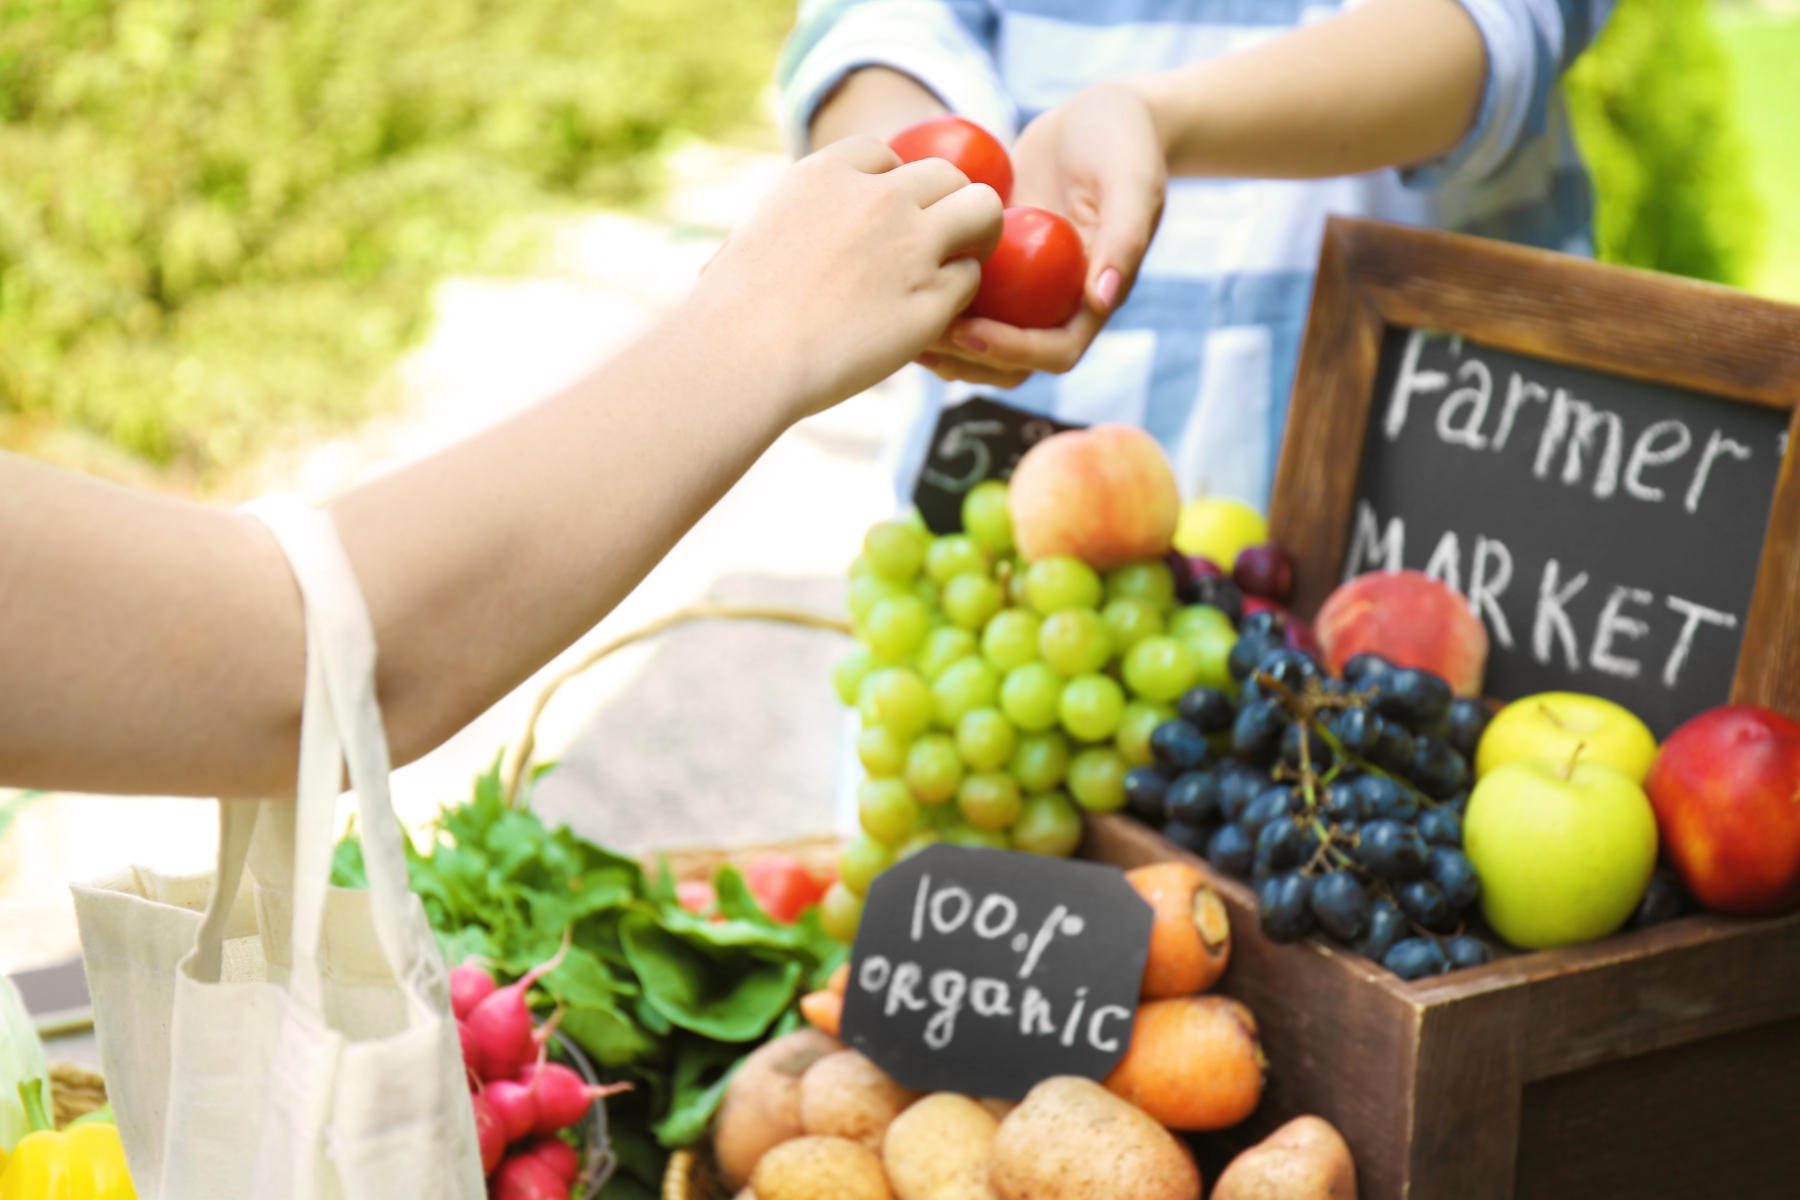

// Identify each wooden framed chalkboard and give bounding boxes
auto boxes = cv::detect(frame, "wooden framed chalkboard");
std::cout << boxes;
[1271,217,1800,736]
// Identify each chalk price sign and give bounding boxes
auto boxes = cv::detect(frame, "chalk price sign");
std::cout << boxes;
[913,395,1082,535]
[839,844,1153,1100]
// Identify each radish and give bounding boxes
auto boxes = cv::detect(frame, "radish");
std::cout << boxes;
[450,963,496,1020]
[517,1061,630,1135]
[492,1153,569,1200]
[458,1019,483,1085]
[520,1136,580,1184]
[486,1078,539,1143]
[471,1090,506,1174]
[464,930,571,1081]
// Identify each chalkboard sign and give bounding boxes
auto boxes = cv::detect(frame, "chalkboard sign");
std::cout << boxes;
[914,395,1082,534]
[839,843,1152,1100]
[1273,218,1800,734]
[1347,328,1789,737]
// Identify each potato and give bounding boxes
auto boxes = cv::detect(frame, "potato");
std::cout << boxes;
[883,1093,999,1200]
[927,1183,1000,1200]
[977,1098,1018,1123]
[750,1135,893,1200]
[799,1050,920,1152]
[991,1076,1200,1200]
[1211,1115,1356,1200]
[714,1028,843,1188]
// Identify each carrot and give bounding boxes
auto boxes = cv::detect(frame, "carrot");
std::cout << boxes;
[1126,862,1232,998]
[826,962,850,997]
[1103,995,1265,1130]
[799,988,843,1037]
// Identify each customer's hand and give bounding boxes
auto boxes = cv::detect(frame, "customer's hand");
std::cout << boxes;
[692,135,1004,416]
[915,84,1166,388]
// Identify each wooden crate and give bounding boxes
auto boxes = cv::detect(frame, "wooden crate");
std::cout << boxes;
[1082,814,1800,1200]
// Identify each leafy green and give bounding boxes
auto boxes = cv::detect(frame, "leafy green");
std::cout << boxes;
[0,0,797,483]
[331,755,843,1195]
[1565,0,1763,287]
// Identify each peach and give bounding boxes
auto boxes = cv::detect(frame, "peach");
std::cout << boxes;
[1315,570,1487,696]
[1008,425,1179,570]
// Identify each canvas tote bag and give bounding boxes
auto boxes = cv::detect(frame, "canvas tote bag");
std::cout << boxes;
[71,496,484,1200]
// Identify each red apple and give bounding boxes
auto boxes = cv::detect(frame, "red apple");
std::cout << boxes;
[1233,542,1295,603]
[1314,570,1487,696]
[1008,424,1179,570]
[1186,556,1226,581]
[1645,705,1800,915]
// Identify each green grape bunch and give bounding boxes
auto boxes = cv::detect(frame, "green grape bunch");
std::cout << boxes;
[825,480,1244,941]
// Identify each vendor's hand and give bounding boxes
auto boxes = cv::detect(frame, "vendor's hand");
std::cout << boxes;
[692,136,1003,417]
[917,84,1166,388]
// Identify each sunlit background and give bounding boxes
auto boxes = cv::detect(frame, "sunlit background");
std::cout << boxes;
[4,0,1798,991]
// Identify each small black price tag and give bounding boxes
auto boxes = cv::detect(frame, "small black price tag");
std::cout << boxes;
[913,395,1083,534]
[839,843,1152,1100]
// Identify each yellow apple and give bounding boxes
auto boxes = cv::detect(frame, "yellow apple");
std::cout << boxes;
[1173,497,1267,569]
[1475,691,1657,783]
[1465,758,1658,949]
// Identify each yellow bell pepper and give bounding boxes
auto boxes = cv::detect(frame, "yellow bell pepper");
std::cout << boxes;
[0,1081,135,1200]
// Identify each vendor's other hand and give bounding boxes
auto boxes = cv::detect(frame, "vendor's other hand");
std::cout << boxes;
[695,136,1003,417]
[917,84,1166,388]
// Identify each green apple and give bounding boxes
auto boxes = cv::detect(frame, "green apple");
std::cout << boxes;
[1172,497,1266,569]
[1475,691,1657,783]
[1465,758,1659,949]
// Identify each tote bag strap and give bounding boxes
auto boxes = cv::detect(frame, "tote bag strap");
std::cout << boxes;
[241,496,436,1020]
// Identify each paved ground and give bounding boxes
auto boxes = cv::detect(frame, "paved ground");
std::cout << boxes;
[3,142,909,991]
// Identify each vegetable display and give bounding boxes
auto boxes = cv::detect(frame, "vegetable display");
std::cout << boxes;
[711,877,1356,1200]
[0,976,51,1155]
[331,764,844,1199]
[0,1081,135,1200]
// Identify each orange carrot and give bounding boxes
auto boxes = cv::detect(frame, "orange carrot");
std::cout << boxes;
[799,989,843,1038]
[1126,862,1232,998]
[1104,996,1265,1130]
[826,962,850,997]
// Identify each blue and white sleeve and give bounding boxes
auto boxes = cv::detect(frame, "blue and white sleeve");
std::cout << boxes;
[776,0,1018,155]
[1409,0,1615,186]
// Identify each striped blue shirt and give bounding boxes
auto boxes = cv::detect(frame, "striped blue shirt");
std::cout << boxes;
[779,0,1612,511]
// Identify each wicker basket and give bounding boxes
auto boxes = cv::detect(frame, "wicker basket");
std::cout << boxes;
[662,1146,731,1200]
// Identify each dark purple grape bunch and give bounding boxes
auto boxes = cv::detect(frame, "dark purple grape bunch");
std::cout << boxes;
[1124,643,1503,982]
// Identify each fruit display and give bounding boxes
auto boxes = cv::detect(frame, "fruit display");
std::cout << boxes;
[1474,692,1657,782]
[1645,705,1800,915]
[1132,634,1502,980]
[1313,570,1488,697]
[1464,755,1659,949]
[832,469,1248,937]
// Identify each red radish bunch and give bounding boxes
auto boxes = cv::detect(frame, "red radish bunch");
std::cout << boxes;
[455,935,632,1198]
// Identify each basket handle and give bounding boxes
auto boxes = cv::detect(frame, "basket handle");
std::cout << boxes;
[502,601,852,807]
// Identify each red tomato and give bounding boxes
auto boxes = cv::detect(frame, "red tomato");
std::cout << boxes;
[889,115,1014,203]
[745,854,829,924]
[969,207,1087,329]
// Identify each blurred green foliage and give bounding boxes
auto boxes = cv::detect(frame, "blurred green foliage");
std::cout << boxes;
[1715,4,1800,303]
[1564,0,1763,287]
[0,0,795,483]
